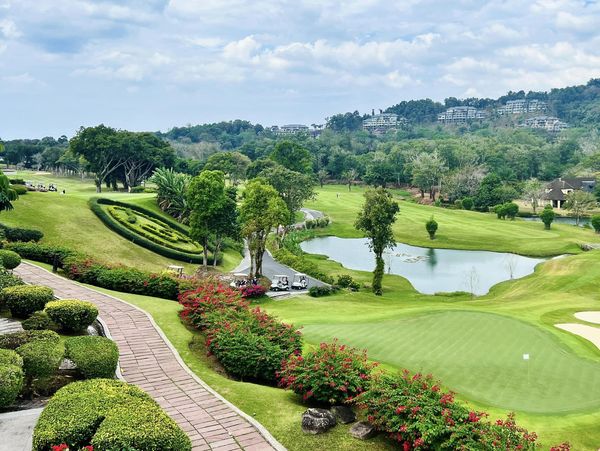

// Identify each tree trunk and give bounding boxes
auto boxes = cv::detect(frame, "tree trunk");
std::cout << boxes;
[255,246,264,277]
[213,238,222,268]
[202,238,208,268]
[95,179,102,193]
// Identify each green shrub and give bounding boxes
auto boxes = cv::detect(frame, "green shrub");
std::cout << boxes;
[0,348,23,366]
[16,338,63,379]
[540,205,555,230]
[273,248,334,284]
[12,184,28,195]
[504,202,519,220]
[0,249,22,269]
[22,311,53,330]
[308,285,338,297]
[461,197,474,210]
[65,336,119,379]
[591,214,600,233]
[0,363,24,408]
[4,241,73,265]
[0,269,23,295]
[2,285,54,318]
[45,300,98,332]
[129,185,145,193]
[32,379,191,451]
[0,223,44,242]
[279,340,376,405]
[426,216,438,239]
[336,274,354,288]
[0,330,60,350]
[9,178,25,185]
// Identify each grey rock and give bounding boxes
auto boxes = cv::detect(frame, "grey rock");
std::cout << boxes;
[301,408,337,434]
[349,421,377,440]
[330,405,356,424]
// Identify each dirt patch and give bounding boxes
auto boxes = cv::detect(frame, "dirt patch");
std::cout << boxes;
[556,323,600,350]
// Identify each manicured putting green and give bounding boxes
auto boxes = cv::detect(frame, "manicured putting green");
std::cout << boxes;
[302,311,600,413]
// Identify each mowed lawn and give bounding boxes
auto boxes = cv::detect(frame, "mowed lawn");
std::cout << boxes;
[1,172,239,272]
[307,185,600,256]
[302,311,600,413]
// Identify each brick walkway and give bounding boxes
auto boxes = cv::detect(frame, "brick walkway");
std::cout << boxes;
[15,263,282,451]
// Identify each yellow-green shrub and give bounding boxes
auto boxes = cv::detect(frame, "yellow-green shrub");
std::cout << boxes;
[45,300,98,332]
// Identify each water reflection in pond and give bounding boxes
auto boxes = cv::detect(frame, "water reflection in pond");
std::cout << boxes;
[300,237,545,295]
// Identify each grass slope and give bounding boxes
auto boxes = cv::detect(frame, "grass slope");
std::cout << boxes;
[2,172,239,272]
[307,185,600,256]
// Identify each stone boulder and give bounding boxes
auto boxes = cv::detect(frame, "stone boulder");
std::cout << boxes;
[330,405,356,424]
[301,408,337,434]
[349,421,377,440]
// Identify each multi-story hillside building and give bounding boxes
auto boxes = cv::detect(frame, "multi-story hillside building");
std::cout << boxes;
[497,99,547,115]
[437,106,487,124]
[269,124,309,135]
[363,112,407,134]
[520,116,568,132]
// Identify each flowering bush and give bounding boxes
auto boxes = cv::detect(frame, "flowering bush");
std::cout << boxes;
[52,445,93,451]
[278,340,376,405]
[239,284,267,298]
[354,370,539,450]
[179,281,302,382]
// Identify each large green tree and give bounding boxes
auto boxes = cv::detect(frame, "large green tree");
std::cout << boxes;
[186,170,230,267]
[410,151,447,201]
[564,190,597,226]
[270,141,313,173]
[239,179,288,277]
[259,166,316,225]
[521,178,545,214]
[355,188,399,295]
[203,151,251,185]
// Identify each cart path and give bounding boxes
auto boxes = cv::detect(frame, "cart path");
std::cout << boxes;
[14,263,283,451]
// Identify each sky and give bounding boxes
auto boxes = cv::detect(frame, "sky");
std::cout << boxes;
[1,0,600,139]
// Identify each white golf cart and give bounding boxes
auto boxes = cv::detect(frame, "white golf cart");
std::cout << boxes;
[291,273,308,290]
[270,275,290,291]
[230,273,249,289]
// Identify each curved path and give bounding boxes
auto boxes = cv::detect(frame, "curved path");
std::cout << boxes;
[14,263,283,451]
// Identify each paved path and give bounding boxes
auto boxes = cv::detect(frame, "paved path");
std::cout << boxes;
[14,263,283,451]
[0,408,42,451]
[0,317,23,334]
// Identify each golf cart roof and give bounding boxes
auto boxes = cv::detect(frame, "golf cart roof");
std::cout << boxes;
[294,273,307,277]
[273,275,287,278]
[233,273,247,277]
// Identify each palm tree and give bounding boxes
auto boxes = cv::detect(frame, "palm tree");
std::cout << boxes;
[0,171,17,212]
[149,168,191,222]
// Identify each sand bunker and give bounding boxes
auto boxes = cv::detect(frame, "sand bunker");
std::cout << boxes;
[574,311,600,325]
[556,323,600,351]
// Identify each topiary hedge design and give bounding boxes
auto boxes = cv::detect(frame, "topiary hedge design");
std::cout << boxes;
[0,249,22,270]
[32,379,191,451]
[1,285,54,318]
[0,350,24,408]
[16,338,64,379]
[65,336,119,379]
[89,197,220,264]
[0,330,60,350]
[45,300,98,332]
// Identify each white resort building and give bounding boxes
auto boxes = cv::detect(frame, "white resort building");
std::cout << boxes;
[270,124,309,135]
[437,106,487,124]
[362,112,406,134]
[497,99,547,115]
[520,116,568,132]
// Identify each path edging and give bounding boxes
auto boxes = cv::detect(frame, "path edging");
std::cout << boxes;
[22,262,287,451]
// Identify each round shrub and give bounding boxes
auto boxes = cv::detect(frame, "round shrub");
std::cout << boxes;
[45,300,98,332]
[22,311,53,330]
[16,339,64,379]
[278,340,376,405]
[0,348,23,367]
[0,329,60,350]
[2,285,54,319]
[0,249,22,270]
[12,184,28,195]
[426,216,438,239]
[591,214,600,233]
[65,336,119,379]
[0,269,24,295]
[32,379,191,451]
[0,363,24,408]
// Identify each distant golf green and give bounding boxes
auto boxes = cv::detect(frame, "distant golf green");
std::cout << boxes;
[302,310,600,413]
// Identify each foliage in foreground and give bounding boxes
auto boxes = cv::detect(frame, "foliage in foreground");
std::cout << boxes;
[32,379,191,451]
[64,336,119,379]
[45,300,98,332]
[354,370,542,450]
[278,340,376,405]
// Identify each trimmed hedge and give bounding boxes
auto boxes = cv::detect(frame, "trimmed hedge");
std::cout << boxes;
[12,184,28,195]
[45,300,98,332]
[0,249,22,270]
[89,197,220,264]
[0,330,60,350]
[0,348,23,366]
[65,336,119,379]
[16,338,64,379]
[2,285,54,318]
[4,242,74,266]
[32,379,191,451]
[0,362,24,408]
[22,311,53,330]
[0,223,44,242]
[0,269,24,295]
[272,248,334,284]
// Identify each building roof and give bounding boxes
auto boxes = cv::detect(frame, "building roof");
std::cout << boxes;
[544,177,596,201]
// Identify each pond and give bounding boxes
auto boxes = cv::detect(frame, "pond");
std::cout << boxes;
[300,237,545,295]
[521,216,589,227]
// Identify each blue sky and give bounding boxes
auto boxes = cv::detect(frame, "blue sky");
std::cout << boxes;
[1,0,600,139]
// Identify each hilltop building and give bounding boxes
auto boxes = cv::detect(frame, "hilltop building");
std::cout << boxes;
[497,99,547,115]
[437,106,487,124]
[270,124,309,135]
[544,177,596,208]
[520,116,568,132]
[363,111,407,134]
